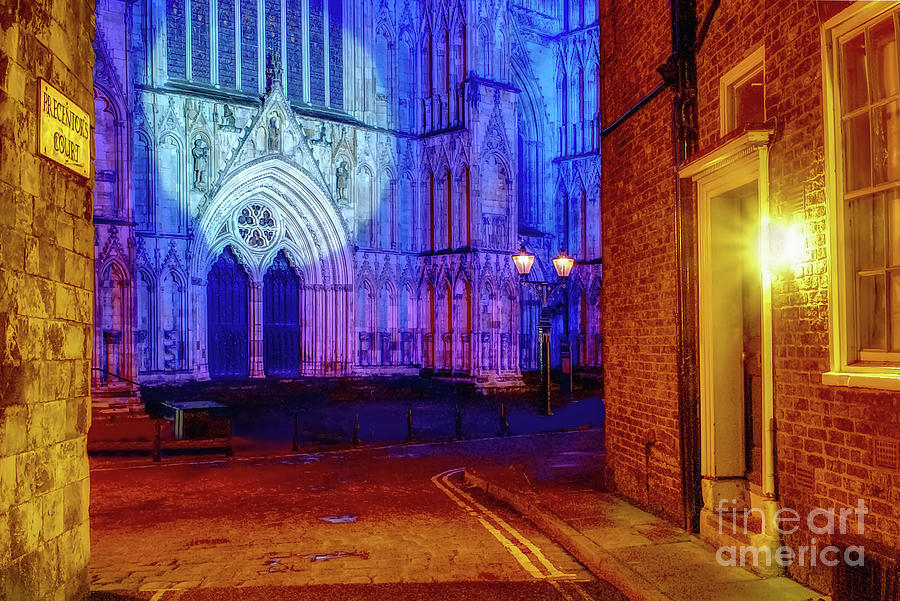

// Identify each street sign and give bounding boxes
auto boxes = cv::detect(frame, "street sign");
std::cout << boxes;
[38,79,91,178]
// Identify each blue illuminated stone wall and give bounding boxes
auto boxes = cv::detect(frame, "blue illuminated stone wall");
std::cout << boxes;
[191,0,211,82]
[328,0,343,109]
[105,0,604,387]
[286,0,303,100]
[218,0,236,88]
[166,0,186,79]
[309,0,326,105]
[241,0,258,92]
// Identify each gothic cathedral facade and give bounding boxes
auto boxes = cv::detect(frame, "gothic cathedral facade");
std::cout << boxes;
[91,0,602,389]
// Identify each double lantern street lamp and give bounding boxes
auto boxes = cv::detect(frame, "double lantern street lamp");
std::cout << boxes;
[511,245,576,416]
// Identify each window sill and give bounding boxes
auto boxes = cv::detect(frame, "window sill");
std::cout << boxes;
[821,371,900,391]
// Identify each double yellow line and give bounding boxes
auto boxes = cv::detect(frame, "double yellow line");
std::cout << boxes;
[431,468,577,581]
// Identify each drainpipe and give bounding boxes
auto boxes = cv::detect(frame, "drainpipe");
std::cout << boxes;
[669,0,703,533]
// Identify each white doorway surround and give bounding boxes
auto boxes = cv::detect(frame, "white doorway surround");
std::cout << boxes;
[680,126,783,574]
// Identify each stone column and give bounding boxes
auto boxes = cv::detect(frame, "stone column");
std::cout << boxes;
[249,280,265,377]
[194,277,211,380]
[317,284,327,374]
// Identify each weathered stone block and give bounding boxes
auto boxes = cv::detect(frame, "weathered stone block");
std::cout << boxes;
[55,283,78,321]
[9,499,40,559]
[44,319,65,360]
[55,214,75,252]
[40,488,64,542]
[37,534,61,599]
[0,457,16,514]
[62,324,87,360]
[64,395,89,439]
[23,234,39,275]
[73,219,92,257]
[20,276,54,319]
[0,404,27,456]
[62,251,82,287]
[0,134,21,188]
[61,478,86,538]
[14,190,34,233]
[19,151,40,198]
[22,317,46,361]
[14,450,36,505]
[0,227,25,273]
[8,549,42,600]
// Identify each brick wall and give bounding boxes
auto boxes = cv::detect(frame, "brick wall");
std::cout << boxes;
[599,0,685,522]
[0,0,95,599]
[692,0,900,592]
[601,0,900,595]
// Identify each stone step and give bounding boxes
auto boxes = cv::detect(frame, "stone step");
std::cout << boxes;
[704,507,767,540]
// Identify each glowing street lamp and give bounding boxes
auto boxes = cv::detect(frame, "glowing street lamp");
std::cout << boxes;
[512,244,576,415]
[552,251,575,278]
[512,246,536,276]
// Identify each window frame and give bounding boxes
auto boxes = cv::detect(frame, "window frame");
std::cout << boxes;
[719,46,766,136]
[823,1,900,391]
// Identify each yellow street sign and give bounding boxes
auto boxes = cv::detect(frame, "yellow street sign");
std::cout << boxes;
[38,79,91,178]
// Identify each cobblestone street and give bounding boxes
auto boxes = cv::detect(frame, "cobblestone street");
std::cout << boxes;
[89,430,622,600]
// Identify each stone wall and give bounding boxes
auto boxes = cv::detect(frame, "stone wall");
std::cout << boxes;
[600,0,900,596]
[0,0,96,599]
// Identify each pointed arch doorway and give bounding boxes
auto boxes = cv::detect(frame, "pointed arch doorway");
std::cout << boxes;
[207,247,250,379]
[192,159,355,379]
[263,251,301,378]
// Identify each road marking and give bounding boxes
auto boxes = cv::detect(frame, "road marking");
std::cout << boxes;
[431,468,577,581]
[438,468,576,579]
[431,470,546,578]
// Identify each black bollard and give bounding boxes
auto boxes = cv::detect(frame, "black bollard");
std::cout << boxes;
[291,413,300,453]
[406,409,414,443]
[455,405,463,440]
[352,412,360,448]
[152,419,161,462]
[499,403,510,437]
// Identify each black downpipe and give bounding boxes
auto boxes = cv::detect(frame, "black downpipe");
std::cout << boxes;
[600,81,670,139]
[671,0,702,533]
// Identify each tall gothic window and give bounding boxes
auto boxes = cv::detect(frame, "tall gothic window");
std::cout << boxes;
[399,35,417,131]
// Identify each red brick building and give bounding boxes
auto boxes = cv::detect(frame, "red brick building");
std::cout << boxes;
[600,0,900,596]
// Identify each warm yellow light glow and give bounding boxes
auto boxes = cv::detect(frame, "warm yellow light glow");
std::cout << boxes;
[512,246,535,275]
[760,217,805,276]
[552,252,575,278]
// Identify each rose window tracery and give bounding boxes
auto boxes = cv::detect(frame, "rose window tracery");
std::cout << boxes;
[235,203,279,249]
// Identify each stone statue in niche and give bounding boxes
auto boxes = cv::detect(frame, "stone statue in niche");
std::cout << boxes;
[136,330,149,371]
[336,160,350,202]
[221,104,237,129]
[191,138,209,189]
[267,115,281,153]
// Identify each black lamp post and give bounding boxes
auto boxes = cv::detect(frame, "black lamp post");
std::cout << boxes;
[512,245,575,416]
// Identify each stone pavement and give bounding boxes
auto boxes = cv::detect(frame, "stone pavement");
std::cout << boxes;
[89,430,623,600]
[465,467,824,601]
